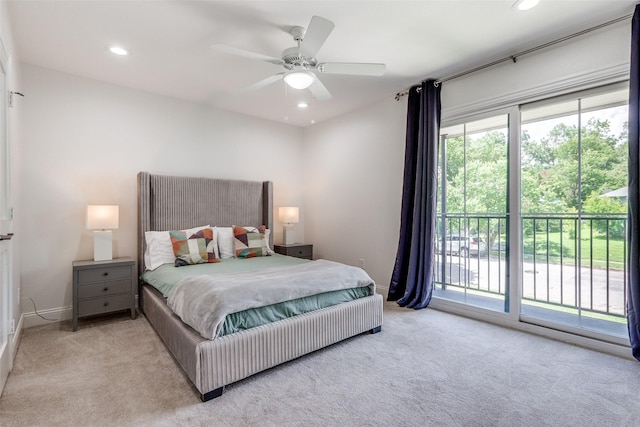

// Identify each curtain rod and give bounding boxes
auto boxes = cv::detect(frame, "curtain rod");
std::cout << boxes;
[394,12,633,101]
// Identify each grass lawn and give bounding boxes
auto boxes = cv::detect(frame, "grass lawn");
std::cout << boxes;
[521,230,625,269]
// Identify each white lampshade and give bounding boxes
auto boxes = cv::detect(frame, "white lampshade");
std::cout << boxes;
[279,206,299,245]
[284,71,314,90]
[86,205,119,230]
[86,205,119,261]
[279,206,299,224]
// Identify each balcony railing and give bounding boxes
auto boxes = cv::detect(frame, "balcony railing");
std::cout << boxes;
[434,212,627,320]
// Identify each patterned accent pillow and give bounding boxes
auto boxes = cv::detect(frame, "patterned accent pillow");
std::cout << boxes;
[170,228,219,267]
[217,226,275,259]
[144,224,210,270]
[232,225,269,258]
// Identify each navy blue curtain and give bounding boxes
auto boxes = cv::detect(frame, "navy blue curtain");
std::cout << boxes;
[628,4,640,361]
[388,80,442,309]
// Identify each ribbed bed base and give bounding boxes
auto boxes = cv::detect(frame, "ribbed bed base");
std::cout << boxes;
[141,285,383,401]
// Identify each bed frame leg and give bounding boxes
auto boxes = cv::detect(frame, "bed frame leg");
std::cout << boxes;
[370,326,382,334]
[201,387,224,402]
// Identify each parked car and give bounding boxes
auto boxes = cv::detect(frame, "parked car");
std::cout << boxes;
[438,234,487,257]
[492,241,508,252]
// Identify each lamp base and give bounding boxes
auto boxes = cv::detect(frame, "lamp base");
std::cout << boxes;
[283,224,296,245]
[94,230,113,261]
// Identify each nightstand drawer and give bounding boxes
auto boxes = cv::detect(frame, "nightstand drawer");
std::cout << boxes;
[77,279,132,299]
[77,294,131,317]
[274,244,313,260]
[77,265,132,284]
[289,246,312,258]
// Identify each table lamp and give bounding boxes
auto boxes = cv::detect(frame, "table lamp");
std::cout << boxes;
[86,205,119,261]
[278,206,299,245]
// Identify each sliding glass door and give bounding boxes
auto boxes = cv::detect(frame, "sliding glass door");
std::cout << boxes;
[434,113,510,313]
[434,83,629,344]
[520,84,629,340]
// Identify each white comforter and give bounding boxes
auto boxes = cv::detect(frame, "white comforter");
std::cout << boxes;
[167,259,376,340]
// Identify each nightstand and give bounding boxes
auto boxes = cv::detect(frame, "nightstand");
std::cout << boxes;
[72,257,136,331]
[274,243,313,260]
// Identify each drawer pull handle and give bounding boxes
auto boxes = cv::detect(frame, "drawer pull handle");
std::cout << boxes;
[104,302,109,307]
[102,272,109,276]
[103,287,109,292]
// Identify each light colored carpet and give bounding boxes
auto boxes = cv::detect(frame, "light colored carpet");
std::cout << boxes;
[1,301,640,426]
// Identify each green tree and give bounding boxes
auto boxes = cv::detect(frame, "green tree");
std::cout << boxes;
[582,191,627,238]
[439,109,627,242]
[444,130,508,214]
[523,117,627,212]
[522,128,558,167]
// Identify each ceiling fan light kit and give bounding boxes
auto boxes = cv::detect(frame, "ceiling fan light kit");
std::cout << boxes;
[513,0,540,11]
[211,15,386,102]
[284,71,315,89]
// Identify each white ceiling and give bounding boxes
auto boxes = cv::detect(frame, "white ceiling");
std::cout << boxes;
[7,0,638,127]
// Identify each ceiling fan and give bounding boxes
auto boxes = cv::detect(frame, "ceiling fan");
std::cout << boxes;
[211,16,386,101]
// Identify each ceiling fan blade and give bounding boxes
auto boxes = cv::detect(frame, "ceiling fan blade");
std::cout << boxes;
[317,62,386,76]
[300,16,335,58]
[243,73,285,92]
[211,44,283,65]
[308,78,332,101]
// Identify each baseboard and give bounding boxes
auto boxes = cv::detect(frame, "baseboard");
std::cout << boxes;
[376,284,389,299]
[429,298,633,361]
[10,314,24,361]
[22,306,71,328]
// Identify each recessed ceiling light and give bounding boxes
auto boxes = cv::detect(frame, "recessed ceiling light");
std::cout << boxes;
[297,102,309,108]
[310,120,315,124]
[513,0,539,11]
[109,46,129,56]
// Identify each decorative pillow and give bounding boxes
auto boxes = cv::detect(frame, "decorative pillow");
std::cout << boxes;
[144,225,210,270]
[217,226,274,259]
[264,229,274,254]
[170,228,219,267]
[232,225,270,258]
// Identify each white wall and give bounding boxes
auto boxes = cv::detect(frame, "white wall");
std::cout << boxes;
[20,65,304,324]
[441,20,630,123]
[303,99,407,295]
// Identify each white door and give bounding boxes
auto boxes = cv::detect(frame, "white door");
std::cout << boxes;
[0,39,12,395]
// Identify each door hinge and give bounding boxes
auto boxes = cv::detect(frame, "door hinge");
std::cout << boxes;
[10,318,15,335]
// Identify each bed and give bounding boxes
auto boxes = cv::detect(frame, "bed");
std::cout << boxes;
[137,172,384,401]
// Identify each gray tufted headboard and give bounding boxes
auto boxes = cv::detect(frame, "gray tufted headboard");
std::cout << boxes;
[137,172,273,275]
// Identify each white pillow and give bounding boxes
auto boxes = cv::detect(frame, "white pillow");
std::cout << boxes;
[144,225,211,270]
[264,229,274,254]
[215,227,235,259]
[216,226,274,259]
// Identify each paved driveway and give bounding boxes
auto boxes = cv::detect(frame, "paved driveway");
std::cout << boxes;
[435,254,625,316]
